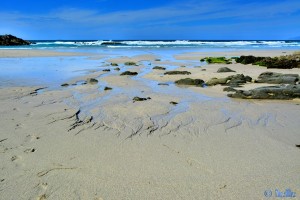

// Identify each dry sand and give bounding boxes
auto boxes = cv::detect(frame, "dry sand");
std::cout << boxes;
[0,49,300,200]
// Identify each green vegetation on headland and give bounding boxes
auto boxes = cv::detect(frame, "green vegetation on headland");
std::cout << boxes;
[201,57,232,64]
[235,53,300,69]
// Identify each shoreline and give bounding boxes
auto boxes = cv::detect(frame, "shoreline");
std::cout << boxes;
[0,48,299,199]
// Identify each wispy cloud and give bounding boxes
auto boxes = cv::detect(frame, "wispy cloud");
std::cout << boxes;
[1,0,299,39]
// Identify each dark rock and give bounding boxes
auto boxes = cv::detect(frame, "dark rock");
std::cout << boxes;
[153,66,166,70]
[235,55,300,69]
[114,67,120,71]
[235,55,266,65]
[175,78,204,86]
[0,34,31,46]
[104,86,112,90]
[164,71,191,75]
[296,144,300,149]
[255,72,299,84]
[103,69,110,72]
[87,78,98,84]
[180,65,186,68]
[133,96,151,102]
[228,84,300,99]
[124,61,136,66]
[201,69,207,71]
[61,83,69,87]
[227,74,252,86]
[155,59,161,61]
[223,87,237,92]
[217,67,236,73]
[200,58,205,62]
[120,71,138,76]
[206,74,252,87]
[206,78,229,86]
[111,63,118,66]
[170,101,178,105]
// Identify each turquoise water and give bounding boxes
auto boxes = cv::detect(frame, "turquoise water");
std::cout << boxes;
[1,40,300,50]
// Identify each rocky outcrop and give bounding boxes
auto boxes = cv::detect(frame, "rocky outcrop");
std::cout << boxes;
[217,67,236,73]
[0,34,31,46]
[175,78,204,86]
[235,55,300,69]
[228,84,300,100]
[206,74,252,87]
[255,72,299,84]
[164,71,191,75]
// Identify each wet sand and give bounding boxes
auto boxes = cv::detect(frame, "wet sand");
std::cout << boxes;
[0,49,299,199]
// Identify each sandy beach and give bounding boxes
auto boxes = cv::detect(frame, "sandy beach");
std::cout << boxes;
[0,49,299,199]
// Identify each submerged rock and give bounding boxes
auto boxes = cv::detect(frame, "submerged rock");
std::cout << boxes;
[164,71,191,75]
[0,34,31,46]
[228,84,300,99]
[87,78,98,84]
[120,71,138,76]
[104,86,112,91]
[114,67,120,71]
[217,67,236,73]
[133,96,151,102]
[153,66,166,70]
[103,69,110,72]
[111,63,118,66]
[175,78,204,86]
[158,83,169,86]
[255,72,299,84]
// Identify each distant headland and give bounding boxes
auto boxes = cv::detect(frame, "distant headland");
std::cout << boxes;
[0,34,32,46]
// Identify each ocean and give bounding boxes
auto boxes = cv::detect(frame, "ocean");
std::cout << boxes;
[1,40,300,50]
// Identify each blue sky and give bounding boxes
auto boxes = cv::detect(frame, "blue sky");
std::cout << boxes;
[1,0,300,40]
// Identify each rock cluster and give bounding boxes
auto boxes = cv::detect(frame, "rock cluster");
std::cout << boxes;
[206,74,252,87]
[228,84,300,100]
[255,72,299,84]
[235,55,300,69]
